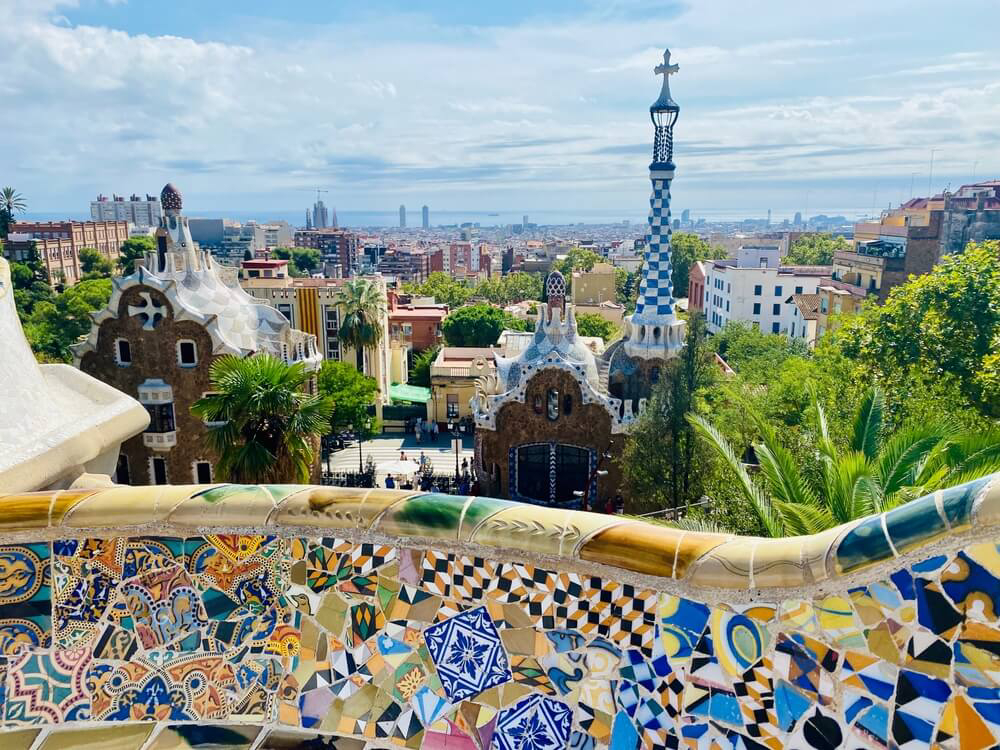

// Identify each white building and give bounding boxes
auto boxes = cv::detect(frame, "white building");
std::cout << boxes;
[700,245,830,338]
[91,193,163,228]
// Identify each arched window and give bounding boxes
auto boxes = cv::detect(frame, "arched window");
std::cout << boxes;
[563,394,573,415]
[115,338,132,366]
[177,339,198,367]
[547,389,560,421]
[533,394,543,414]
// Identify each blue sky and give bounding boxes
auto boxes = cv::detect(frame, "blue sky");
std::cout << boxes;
[3,0,998,217]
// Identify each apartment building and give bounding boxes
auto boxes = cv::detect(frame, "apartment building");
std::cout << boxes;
[3,219,128,287]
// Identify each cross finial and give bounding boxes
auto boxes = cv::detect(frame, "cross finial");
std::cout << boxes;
[654,48,679,80]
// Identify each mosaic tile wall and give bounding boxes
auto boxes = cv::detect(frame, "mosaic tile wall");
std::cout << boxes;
[0,477,998,749]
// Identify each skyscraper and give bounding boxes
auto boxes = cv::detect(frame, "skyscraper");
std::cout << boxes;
[313,200,328,229]
[422,205,429,229]
[522,214,529,228]
[622,48,686,360]
[399,205,406,228]
[331,207,338,228]
[305,209,312,230]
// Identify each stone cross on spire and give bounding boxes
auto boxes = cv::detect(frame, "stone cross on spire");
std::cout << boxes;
[652,48,679,110]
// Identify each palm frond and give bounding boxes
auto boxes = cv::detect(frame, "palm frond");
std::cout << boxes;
[874,423,950,497]
[823,450,878,524]
[851,387,885,459]
[688,414,784,538]
[772,499,837,536]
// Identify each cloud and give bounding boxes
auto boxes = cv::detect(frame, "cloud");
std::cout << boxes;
[1,0,998,214]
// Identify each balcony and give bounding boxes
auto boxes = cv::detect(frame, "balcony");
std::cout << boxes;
[142,430,177,450]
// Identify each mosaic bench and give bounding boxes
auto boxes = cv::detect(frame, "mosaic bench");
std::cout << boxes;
[0,476,998,749]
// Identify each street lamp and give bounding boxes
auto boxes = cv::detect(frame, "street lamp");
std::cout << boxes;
[447,421,460,480]
[349,422,364,475]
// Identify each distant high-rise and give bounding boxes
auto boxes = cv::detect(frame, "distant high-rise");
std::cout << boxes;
[399,204,406,228]
[91,193,163,229]
[794,211,803,226]
[767,208,772,227]
[681,208,690,223]
[422,205,429,229]
[522,214,529,228]
[305,209,312,230]
[313,200,329,229]
[331,207,338,228]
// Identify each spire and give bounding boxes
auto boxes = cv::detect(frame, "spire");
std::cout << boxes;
[622,47,687,361]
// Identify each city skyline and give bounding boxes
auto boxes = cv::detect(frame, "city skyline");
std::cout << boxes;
[3,0,999,213]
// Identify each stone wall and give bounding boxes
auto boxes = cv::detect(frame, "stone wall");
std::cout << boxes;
[1,477,998,748]
[79,284,220,485]
[478,368,624,506]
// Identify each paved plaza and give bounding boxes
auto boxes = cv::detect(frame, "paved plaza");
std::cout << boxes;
[326,432,475,484]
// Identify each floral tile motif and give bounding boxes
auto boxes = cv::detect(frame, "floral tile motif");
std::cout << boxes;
[425,606,512,702]
[0,543,51,655]
[121,566,207,651]
[491,693,572,750]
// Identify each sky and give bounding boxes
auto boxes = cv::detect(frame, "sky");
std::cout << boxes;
[3,0,999,218]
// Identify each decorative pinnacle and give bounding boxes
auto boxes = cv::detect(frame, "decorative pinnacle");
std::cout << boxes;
[651,48,679,111]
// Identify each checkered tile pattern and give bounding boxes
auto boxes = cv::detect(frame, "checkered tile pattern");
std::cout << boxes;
[635,177,676,317]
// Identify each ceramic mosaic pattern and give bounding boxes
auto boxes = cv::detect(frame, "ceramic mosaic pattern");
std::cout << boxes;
[0,478,997,748]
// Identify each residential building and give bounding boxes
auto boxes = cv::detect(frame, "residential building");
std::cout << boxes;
[293,228,361,277]
[700,245,831,337]
[260,221,293,249]
[91,193,163,228]
[814,280,867,338]
[240,258,290,282]
[388,292,448,354]
[429,242,491,282]
[240,265,403,419]
[788,294,820,347]
[688,259,707,314]
[570,262,616,304]
[74,183,321,487]
[187,218,225,249]
[428,347,495,424]
[422,205,429,229]
[837,181,1000,301]
[378,247,431,283]
[3,219,128,287]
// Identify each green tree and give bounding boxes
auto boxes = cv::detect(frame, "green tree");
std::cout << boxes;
[403,272,472,308]
[292,247,321,275]
[554,247,603,276]
[620,314,718,512]
[835,241,1000,416]
[712,321,808,385]
[317,360,379,435]
[0,186,26,236]
[78,247,113,279]
[785,233,849,265]
[575,312,619,342]
[669,232,727,299]
[336,278,386,373]
[690,387,1000,537]
[474,272,543,306]
[409,345,439,387]
[442,304,527,347]
[9,244,55,318]
[191,354,332,483]
[23,278,111,361]
[117,236,155,275]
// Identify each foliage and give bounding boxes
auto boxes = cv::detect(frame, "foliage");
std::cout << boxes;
[192,354,333,483]
[669,232,727,299]
[10,244,54,317]
[614,267,639,312]
[442,304,528,347]
[473,272,543,306]
[711,321,807,384]
[79,247,113,279]
[273,247,321,277]
[403,272,473,308]
[619,314,720,513]
[336,278,386,372]
[835,241,1000,417]
[690,386,1000,537]
[317,360,379,436]
[785,233,849,265]
[22,278,111,362]
[117,236,155,275]
[0,186,26,236]
[575,312,619,342]
[409,345,439,387]
[554,246,603,276]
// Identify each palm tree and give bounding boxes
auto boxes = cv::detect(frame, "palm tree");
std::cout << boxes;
[690,387,1000,537]
[336,278,386,374]
[191,354,333,484]
[0,186,27,236]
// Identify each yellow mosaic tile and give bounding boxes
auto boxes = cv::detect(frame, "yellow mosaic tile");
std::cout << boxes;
[468,505,571,557]
[0,729,42,750]
[38,724,153,750]
[168,484,281,527]
[0,491,57,530]
[146,726,259,750]
[579,522,684,578]
[685,538,754,588]
[59,484,197,528]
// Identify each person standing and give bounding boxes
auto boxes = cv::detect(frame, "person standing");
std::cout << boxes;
[385,475,396,489]
[431,421,439,441]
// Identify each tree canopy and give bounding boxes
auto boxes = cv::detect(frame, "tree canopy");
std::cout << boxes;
[408,345,439,387]
[117,236,155,275]
[554,247,603,276]
[79,247,113,279]
[22,278,111,362]
[273,247,322,277]
[442,304,528,347]
[785,233,849,265]
[669,232,728,300]
[403,272,473,308]
[575,312,619,342]
[317,359,379,436]
[473,272,543,306]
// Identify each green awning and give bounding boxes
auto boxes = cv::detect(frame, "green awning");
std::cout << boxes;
[390,383,431,403]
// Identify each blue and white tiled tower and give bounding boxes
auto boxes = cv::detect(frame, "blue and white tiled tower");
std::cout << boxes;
[623,48,687,360]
